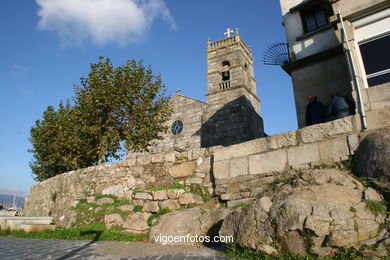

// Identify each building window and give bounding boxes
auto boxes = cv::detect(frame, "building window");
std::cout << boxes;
[359,34,390,87]
[302,8,329,33]
[171,120,183,135]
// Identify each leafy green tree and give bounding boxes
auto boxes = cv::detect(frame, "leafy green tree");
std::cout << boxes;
[29,57,171,181]
[29,102,97,181]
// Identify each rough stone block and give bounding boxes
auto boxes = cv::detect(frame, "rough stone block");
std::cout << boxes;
[117,205,134,212]
[158,200,180,210]
[319,137,350,162]
[197,157,211,173]
[214,160,230,179]
[226,198,253,208]
[105,214,123,229]
[249,150,287,175]
[214,138,269,161]
[152,190,168,200]
[134,192,153,200]
[178,193,204,205]
[269,131,298,149]
[123,212,151,232]
[327,116,354,136]
[287,143,320,168]
[132,200,144,206]
[164,152,176,163]
[142,201,159,213]
[365,109,390,130]
[300,124,325,143]
[102,184,126,198]
[168,162,196,178]
[96,197,115,205]
[347,134,359,155]
[151,154,164,163]
[230,157,249,178]
[166,189,185,199]
[136,156,152,165]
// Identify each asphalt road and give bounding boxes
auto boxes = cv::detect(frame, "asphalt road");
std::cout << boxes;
[0,237,230,260]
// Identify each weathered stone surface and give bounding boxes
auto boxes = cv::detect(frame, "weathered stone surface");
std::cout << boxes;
[249,150,287,175]
[300,124,324,143]
[219,169,384,256]
[318,137,349,162]
[257,244,278,255]
[123,212,151,233]
[142,201,159,213]
[230,157,248,178]
[226,198,253,208]
[96,197,115,205]
[104,214,123,229]
[214,160,229,179]
[178,193,204,205]
[269,131,297,149]
[287,143,320,167]
[364,187,383,201]
[353,131,390,190]
[158,200,180,210]
[132,200,144,206]
[327,117,354,136]
[166,189,184,199]
[152,190,168,200]
[168,162,196,178]
[134,192,153,200]
[117,205,134,212]
[214,138,269,161]
[150,208,231,245]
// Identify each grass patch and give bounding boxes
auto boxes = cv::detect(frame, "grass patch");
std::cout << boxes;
[51,192,57,202]
[70,194,130,227]
[147,208,172,227]
[132,187,142,194]
[312,162,336,170]
[0,222,147,242]
[365,199,387,216]
[149,183,186,191]
[341,157,354,172]
[133,205,143,212]
[201,187,211,202]
[273,177,295,185]
[222,244,362,260]
[234,202,251,209]
[185,203,198,209]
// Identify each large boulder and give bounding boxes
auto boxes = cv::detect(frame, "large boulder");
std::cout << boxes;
[219,169,387,257]
[353,131,390,192]
[150,207,231,245]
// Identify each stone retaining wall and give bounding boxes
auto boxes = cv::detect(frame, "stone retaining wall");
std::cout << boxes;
[24,148,214,228]
[24,107,390,228]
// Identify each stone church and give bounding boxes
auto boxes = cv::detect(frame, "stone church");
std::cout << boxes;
[141,28,265,154]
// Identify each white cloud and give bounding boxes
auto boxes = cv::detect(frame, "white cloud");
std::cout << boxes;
[35,0,176,46]
[12,64,29,74]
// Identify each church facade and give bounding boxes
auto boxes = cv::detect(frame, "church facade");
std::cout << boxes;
[140,29,265,155]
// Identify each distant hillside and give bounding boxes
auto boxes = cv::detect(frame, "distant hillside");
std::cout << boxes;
[0,194,25,208]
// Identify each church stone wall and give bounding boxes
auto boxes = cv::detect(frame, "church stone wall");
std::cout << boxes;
[138,94,205,154]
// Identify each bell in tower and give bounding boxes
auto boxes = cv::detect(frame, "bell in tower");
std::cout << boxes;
[200,28,265,147]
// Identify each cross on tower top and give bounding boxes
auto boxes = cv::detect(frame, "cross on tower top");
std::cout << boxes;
[224,28,234,38]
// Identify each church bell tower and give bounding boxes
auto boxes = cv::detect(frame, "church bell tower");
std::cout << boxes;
[201,28,264,147]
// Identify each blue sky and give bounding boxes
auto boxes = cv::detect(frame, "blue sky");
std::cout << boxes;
[0,0,296,196]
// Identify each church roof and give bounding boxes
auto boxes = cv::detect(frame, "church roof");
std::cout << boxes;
[171,93,206,104]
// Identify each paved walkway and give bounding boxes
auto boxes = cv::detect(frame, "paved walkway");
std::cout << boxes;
[0,237,231,260]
